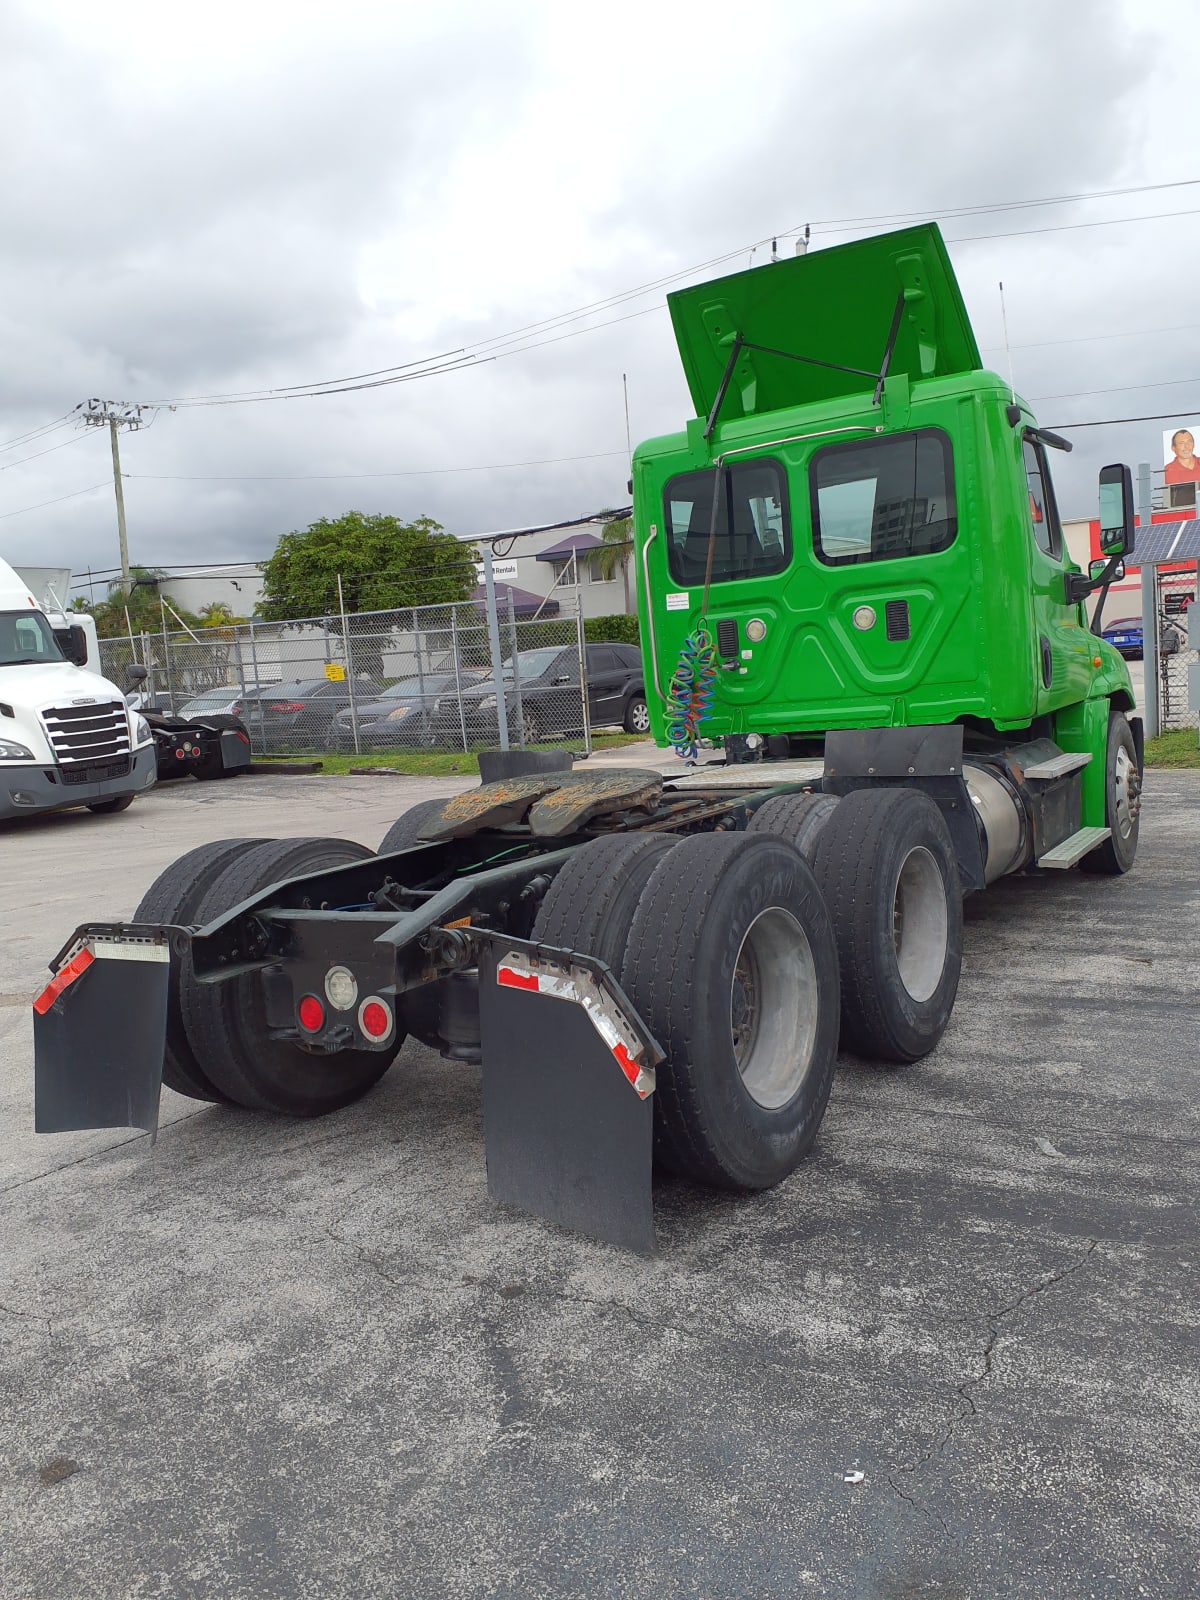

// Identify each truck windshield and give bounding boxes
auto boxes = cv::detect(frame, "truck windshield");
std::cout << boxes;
[0,610,65,667]
[664,461,790,586]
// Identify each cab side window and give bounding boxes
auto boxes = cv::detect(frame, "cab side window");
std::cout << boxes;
[1023,437,1063,560]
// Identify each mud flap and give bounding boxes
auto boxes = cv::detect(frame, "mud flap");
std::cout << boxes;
[33,927,173,1137]
[476,934,662,1254]
[219,727,252,773]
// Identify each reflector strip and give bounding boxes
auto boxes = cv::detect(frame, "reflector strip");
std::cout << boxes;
[495,951,655,1098]
[33,948,95,1016]
[612,1042,640,1088]
[497,966,539,992]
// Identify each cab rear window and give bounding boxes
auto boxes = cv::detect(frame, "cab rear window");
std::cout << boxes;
[663,460,789,586]
[810,429,956,565]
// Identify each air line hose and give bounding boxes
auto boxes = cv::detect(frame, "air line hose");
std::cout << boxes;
[665,627,718,761]
[665,461,725,762]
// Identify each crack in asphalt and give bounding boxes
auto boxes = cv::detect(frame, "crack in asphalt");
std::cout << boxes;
[0,1301,55,1342]
[888,1238,1100,1539]
[0,1108,209,1196]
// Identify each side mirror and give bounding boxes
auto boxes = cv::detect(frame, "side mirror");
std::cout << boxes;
[125,664,149,686]
[1098,463,1135,557]
[67,625,89,666]
[1089,557,1125,583]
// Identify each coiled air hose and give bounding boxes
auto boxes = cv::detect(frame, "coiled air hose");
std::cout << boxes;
[665,626,718,761]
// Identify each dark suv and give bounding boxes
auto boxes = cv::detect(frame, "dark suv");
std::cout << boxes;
[433,642,647,745]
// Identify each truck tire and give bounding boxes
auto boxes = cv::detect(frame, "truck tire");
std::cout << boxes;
[134,838,265,1102]
[1080,709,1140,876]
[87,794,135,814]
[379,797,447,853]
[191,715,250,781]
[812,787,962,1063]
[531,831,684,971]
[620,833,840,1190]
[746,792,839,859]
[181,836,397,1116]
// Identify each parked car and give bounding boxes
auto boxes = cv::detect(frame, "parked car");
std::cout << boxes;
[1100,616,1182,660]
[178,685,275,720]
[432,642,647,745]
[238,677,382,750]
[330,672,484,750]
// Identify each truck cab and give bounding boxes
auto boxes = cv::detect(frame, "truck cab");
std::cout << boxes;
[632,224,1135,794]
[0,558,157,821]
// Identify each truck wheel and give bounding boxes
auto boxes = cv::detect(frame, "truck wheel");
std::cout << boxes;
[813,788,962,1063]
[1080,710,1140,876]
[87,794,135,814]
[134,838,266,1102]
[379,797,446,853]
[623,695,651,735]
[181,836,397,1116]
[746,792,839,859]
[620,833,840,1190]
[531,831,684,970]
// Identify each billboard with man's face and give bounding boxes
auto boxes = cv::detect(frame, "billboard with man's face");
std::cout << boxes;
[1163,425,1200,506]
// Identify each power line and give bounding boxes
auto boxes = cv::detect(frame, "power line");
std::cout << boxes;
[943,204,1200,247]
[0,430,94,473]
[130,179,1200,414]
[982,320,1200,354]
[0,481,110,521]
[124,448,628,482]
[1047,411,1200,430]
[799,176,1200,235]
[1032,375,1200,404]
[0,412,79,455]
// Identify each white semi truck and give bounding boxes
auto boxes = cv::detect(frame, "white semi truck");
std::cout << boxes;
[0,557,156,821]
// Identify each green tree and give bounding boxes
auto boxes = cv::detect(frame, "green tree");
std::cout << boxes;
[258,511,474,621]
[580,512,633,610]
[197,600,246,627]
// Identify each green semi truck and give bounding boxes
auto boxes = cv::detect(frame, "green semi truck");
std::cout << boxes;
[32,224,1140,1250]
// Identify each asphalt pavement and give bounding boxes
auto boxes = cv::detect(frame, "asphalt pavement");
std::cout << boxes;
[1,764,1197,1599]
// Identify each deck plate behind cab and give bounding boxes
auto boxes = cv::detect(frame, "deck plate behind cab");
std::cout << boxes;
[419,768,664,840]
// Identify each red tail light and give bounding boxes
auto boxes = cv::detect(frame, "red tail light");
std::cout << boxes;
[269,701,306,712]
[358,996,394,1041]
[297,995,325,1032]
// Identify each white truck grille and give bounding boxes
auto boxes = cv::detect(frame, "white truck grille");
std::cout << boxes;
[41,701,132,764]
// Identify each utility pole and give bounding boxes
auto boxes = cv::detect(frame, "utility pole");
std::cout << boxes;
[81,400,153,596]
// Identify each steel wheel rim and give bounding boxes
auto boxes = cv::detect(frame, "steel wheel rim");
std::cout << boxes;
[893,846,948,1003]
[1112,743,1138,840]
[730,907,820,1109]
[630,700,650,733]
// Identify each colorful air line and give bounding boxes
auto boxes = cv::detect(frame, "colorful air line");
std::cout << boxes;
[665,626,718,761]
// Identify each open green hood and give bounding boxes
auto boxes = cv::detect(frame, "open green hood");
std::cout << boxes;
[667,223,981,424]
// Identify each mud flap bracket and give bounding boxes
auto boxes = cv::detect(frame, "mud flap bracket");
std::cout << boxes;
[476,933,662,1254]
[33,924,177,1138]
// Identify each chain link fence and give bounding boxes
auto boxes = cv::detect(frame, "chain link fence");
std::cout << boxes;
[98,590,594,759]
[1155,564,1198,731]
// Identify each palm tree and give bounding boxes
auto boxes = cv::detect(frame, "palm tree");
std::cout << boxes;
[581,512,634,611]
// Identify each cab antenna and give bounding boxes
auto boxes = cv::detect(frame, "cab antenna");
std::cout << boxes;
[999,281,1015,407]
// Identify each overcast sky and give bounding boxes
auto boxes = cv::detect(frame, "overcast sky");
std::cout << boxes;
[2,0,1198,594]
